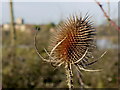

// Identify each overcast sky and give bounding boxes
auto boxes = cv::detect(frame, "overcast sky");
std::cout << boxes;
[1,1,118,25]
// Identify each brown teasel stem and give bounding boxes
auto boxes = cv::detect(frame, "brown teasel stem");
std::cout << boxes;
[95,0,120,31]
[65,62,74,89]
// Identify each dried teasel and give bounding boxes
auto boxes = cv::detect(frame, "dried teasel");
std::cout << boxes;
[34,13,107,89]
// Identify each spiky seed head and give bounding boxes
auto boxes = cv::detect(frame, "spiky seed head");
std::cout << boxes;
[50,14,96,64]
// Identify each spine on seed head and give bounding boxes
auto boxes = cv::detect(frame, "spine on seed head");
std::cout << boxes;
[50,14,96,63]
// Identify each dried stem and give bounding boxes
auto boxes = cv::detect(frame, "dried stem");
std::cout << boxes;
[95,0,120,31]
[65,63,74,89]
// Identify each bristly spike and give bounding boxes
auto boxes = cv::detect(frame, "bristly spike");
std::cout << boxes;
[53,14,96,61]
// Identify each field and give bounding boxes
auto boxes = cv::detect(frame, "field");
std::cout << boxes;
[2,23,119,88]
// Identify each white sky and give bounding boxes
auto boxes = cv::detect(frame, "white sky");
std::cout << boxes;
[1,0,118,25]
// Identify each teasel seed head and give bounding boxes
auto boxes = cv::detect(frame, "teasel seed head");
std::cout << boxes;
[34,13,105,89]
[50,14,96,65]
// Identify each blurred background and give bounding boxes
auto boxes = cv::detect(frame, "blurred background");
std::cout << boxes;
[1,0,119,88]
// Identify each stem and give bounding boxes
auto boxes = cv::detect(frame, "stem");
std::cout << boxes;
[9,0,16,64]
[65,62,74,89]
[10,0,16,46]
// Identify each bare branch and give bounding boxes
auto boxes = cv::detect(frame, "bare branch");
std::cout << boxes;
[95,0,120,31]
